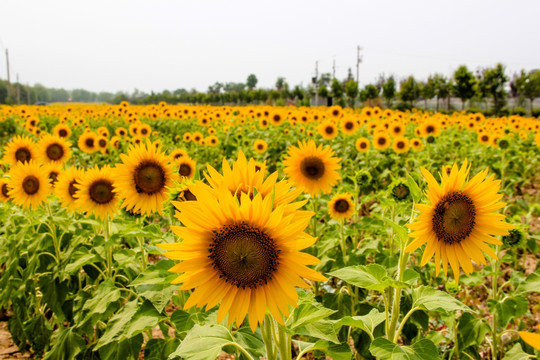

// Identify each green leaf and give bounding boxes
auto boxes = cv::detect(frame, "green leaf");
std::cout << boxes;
[286,291,337,330]
[144,338,181,360]
[99,334,144,360]
[369,338,441,360]
[295,340,352,360]
[412,286,471,314]
[329,264,407,292]
[385,219,410,244]
[130,261,179,312]
[64,252,101,275]
[457,312,489,350]
[168,324,250,360]
[170,310,209,334]
[502,343,535,360]
[81,279,122,316]
[488,296,529,328]
[43,327,86,360]
[335,308,386,337]
[38,273,69,322]
[295,320,339,344]
[95,300,163,349]
[234,327,265,359]
[407,173,422,203]
[516,270,540,294]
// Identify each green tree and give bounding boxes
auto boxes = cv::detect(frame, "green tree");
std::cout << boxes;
[382,76,396,108]
[0,80,8,104]
[515,69,540,115]
[331,78,344,100]
[399,76,419,107]
[246,74,258,90]
[433,74,450,111]
[318,85,329,98]
[420,76,437,110]
[478,63,508,115]
[275,77,286,91]
[344,80,358,108]
[292,85,305,101]
[452,65,476,109]
[360,84,379,106]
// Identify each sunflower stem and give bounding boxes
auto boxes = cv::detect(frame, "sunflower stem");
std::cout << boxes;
[490,245,501,360]
[104,215,113,279]
[387,241,408,342]
[277,323,292,360]
[136,217,147,271]
[45,203,61,264]
[262,314,278,360]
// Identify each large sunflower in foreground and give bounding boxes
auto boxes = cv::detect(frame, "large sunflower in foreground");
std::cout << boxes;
[75,166,119,219]
[113,141,175,215]
[8,160,51,210]
[3,135,37,164]
[283,140,341,196]
[404,160,513,280]
[55,167,84,212]
[159,181,326,331]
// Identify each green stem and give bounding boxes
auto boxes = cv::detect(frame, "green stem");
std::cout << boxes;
[137,217,147,271]
[104,215,113,279]
[387,242,409,341]
[382,291,391,338]
[277,324,292,360]
[45,203,61,264]
[228,342,255,360]
[262,315,277,360]
[392,307,420,343]
[491,245,501,360]
[310,197,319,239]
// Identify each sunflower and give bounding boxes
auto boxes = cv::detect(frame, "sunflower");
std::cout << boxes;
[340,117,358,135]
[115,127,128,137]
[478,133,491,145]
[78,132,98,154]
[55,167,84,212]
[283,140,341,196]
[206,135,219,147]
[170,149,188,162]
[110,136,120,149]
[355,137,370,153]
[317,120,338,140]
[8,160,51,210]
[329,106,343,119]
[253,139,268,154]
[158,180,326,331]
[390,123,405,137]
[328,193,355,220]
[97,136,109,153]
[139,123,152,137]
[0,178,11,202]
[183,132,192,142]
[373,133,391,151]
[53,123,72,139]
[176,157,196,179]
[38,134,71,164]
[192,132,203,144]
[392,136,410,154]
[269,110,284,126]
[113,141,175,215]
[411,138,424,151]
[75,165,120,219]
[519,332,540,351]
[3,135,37,164]
[42,161,64,187]
[405,161,513,281]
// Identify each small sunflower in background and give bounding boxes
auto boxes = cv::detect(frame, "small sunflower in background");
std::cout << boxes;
[328,193,355,220]
[372,132,390,151]
[53,123,72,139]
[115,127,128,137]
[478,133,491,145]
[284,140,341,196]
[75,165,119,219]
[0,178,11,202]
[317,120,338,140]
[55,167,84,213]
[139,123,152,137]
[175,156,197,179]
[8,160,51,210]
[3,135,37,164]
[355,137,370,153]
[183,132,192,143]
[38,134,71,164]
[390,122,405,137]
[411,138,424,151]
[78,132,98,154]
[96,136,109,154]
[405,160,513,281]
[340,117,358,135]
[206,135,219,147]
[169,149,188,163]
[253,139,268,154]
[392,136,410,154]
[42,161,63,187]
[192,132,203,144]
[113,141,175,215]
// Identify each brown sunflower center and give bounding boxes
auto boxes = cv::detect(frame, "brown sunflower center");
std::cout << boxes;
[481,135,489,142]
[68,180,78,198]
[377,137,387,145]
[15,147,32,162]
[300,156,325,180]
[257,144,263,150]
[22,175,40,195]
[325,126,334,134]
[98,139,107,147]
[334,199,350,213]
[397,141,405,149]
[46,143,64,161]
[208,223,279,289]
[360,142,367,149]
[426,125,435,133]
[178,164,192,177]
[432,192,476,244]
[89,179,115,204]
[49,171,59,185]
[345,121,353,130]
[58,129,68,137]
[2,183,10,198]
[183,189,197,201]
[134,162,166,194]
[85,138,95,148]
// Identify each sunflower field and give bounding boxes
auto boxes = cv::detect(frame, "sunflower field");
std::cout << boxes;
[0,103,539,360]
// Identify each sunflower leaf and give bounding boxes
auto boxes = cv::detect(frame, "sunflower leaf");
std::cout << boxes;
[334,308,386,337]
[385,219,410,244]
[501,343,535,360]
[369,338,441,360]
[328,264,394,292]
[286,291,337,329]
[295,339,352,360]
[516,269,540,294]
[406,173,422,203]
[412,286,471,314]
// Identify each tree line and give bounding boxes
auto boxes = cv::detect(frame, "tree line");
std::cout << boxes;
[0,63,539,116]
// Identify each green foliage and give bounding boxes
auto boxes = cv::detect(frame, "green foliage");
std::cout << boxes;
[452,65,477,109]
[369,338,441,360]
[478,63,508,115]
[399,76,420,106]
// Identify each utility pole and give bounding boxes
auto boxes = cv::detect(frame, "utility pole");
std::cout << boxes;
[314,61,319,106]
[27,82,30,104]
[332,59,336,79]
[356,45,362,86]
[16,73,20,105]
[5,49,10,84]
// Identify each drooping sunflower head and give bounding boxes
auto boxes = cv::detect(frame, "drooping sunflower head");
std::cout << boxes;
[158,181,326,331]
[38,134,71,164]
[283,140,341,196]
[55,167,84,212]
[328,193,355,220]
[3,135,37,165]
[8,160,51,210]
[75,165,119,219]
[113,140,175,215]
[405,160,513,281]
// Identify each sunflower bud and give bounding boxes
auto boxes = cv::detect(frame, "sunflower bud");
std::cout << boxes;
[355,170,372,187]
[445,281,460,295]
[502,229,524,248]
[390,181,410,201]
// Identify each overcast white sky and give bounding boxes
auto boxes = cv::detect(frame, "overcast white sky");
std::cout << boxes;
[0,0,539,94]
